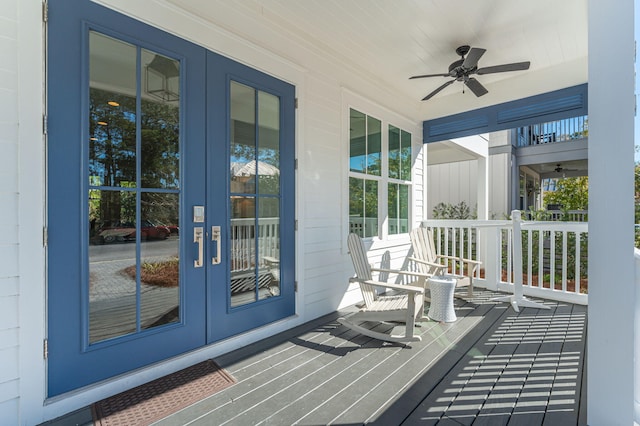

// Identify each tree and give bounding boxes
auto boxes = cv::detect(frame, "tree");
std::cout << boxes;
[542,176,589,211]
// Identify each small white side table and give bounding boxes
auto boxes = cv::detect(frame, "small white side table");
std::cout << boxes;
[428,275,457,322]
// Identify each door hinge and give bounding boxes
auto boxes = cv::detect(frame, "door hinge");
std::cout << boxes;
[42,1,48,23]
[294,98,298,109]
[294,158,298,170]
[43,227,48,247]
[294,220,298,231]
[42,114,48,135]
[43,339,48,359]
[294,281,298,292]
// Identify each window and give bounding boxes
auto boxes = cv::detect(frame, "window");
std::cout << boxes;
[348,108,412,238]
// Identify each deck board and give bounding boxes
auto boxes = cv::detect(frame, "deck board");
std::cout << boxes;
[46,289,587,426]
[157,289,588,425]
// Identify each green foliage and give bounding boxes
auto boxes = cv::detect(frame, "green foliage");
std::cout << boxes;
[542,176,588,211]
[432,201,477,219]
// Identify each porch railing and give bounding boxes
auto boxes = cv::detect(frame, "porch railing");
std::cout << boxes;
[516,115,588,147]
[421,217,588,306]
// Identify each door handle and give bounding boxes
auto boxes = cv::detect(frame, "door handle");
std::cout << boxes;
[194,227,204,267]
[212,226,221,265]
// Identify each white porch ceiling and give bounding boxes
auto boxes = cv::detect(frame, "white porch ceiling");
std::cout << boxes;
[166,0,588,120]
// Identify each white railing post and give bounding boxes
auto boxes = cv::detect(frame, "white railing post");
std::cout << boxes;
[493,210,550,312]
[483,226,499,291]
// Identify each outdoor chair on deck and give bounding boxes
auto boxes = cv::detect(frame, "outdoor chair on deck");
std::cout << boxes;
[338,233,429,343]
[409,226,482,298]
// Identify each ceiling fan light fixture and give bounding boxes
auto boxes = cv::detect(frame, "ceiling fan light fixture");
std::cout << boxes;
[409,45,531,101]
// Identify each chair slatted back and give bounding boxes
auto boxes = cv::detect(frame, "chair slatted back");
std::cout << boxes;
[409,227,442,275]
[347,233,377,307]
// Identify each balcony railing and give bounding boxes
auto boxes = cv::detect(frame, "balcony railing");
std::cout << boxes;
[421,216,588,306]
[516,115,588,147]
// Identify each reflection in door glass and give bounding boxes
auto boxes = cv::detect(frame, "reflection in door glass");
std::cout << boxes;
[230,82,256,194]
[258,91,280,195]
[230,196,257,307]
[140,193,180,329]
[88,31,181,343]
[89,33,136,187]
[141,50,180,189]
[258,198,280,301]
[88,190,137,343]
[229,81,282,308]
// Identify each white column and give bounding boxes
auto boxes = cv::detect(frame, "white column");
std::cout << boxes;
[588,0,636,424]
[476,156,488,220]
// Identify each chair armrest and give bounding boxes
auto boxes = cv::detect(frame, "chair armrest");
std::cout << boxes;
[370,267,433,279]
[407,257,447,269]
[362,279,424,294]
[436,254,482,266]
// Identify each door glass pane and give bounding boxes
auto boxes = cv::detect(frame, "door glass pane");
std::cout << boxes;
[258,198,280,300]
[89,190,137,343]
[230,82,256,194]
[140,193,180,329]
[141,50,180,189]
[89,32,137,187]
[229,84,283,308]
[230,196,257,307]
[88,31,182,343]
[258,91,280,195]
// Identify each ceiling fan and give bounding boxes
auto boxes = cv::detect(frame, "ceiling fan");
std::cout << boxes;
[553,163,580,177]
[409,45,531,101]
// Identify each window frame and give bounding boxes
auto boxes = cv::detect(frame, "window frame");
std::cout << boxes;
[343,91,421,242]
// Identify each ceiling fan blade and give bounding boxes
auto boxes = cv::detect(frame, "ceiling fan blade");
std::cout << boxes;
[462,47,486,69]
[477,61,530,75]
[409,72,451,79]
[422,79,455,101]
[464,78,488,97]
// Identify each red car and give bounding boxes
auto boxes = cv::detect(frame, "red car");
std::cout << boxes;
[98,220,171,243]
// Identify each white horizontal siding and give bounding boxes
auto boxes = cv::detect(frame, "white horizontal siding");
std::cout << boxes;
[9,0,425,422]
[0,397,18,425]
[0,0,20,423]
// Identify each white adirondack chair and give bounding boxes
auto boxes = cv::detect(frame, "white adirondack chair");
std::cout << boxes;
[338,233,428,343]
[409,227,482,298]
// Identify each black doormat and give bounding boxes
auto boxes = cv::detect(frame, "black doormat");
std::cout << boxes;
[92,359,236,426]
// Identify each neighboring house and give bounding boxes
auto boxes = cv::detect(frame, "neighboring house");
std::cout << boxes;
[0,1,634,425]
[427,114,588,219]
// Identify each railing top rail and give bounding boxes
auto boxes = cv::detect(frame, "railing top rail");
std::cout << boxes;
[422,219,588,232]
[422,219,511,228]
[521,221,588,232]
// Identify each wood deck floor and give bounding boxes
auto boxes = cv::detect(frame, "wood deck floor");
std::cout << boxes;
[45,289,587,426]
[164,289,586,425]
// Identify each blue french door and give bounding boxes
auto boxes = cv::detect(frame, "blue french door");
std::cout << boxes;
[47,1,294,396]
